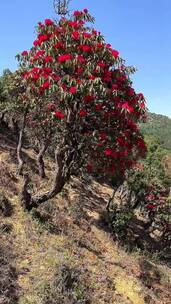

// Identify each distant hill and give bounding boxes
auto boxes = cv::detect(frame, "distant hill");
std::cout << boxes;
[140,112,171,151]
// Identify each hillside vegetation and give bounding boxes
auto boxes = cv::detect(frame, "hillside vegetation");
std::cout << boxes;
[140,113,171,151]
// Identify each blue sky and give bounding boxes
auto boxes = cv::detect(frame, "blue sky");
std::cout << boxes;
[0,0,170,117]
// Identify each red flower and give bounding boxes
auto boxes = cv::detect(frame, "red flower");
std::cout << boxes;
[83,8,88,13]
[121,102,134,113]
[147,204,156,210]
[86,164,93,172]
[77,67,84,74]
[127,88,135,96]
[45,19,53,26]
[89,75,95,80]
[69,87,77,94]
[111,49,119,59]
[79,20,85,25]
[32,73,39,81]
[22,51,28,56]
[54,111,65,119]
[117,137,126,146]
[58,54,72,63]
[38,34,49,43]
[138,93,144,100]
[83,32,91,38]
[77,55,85,63]
[78,45,91,52]
[112,84,119,91]
[74,10,82,16]
[42,67,52,74]
[32,67,40,73]
[52,74,60,82]
[84,95,95,103]
[140,101,145,108]
[111,152,118,158]
[43,56,53,63]
[97,43,103,48]
[72,31,80,40]
[54,42,64,49]
[23,72,30,79]
[92,30,97,35]
[104,148,112,156]
[106,44,111,49]
[42,81,50,89]
[35,50,44,58]
[97,62,106,68]
[33,40,39,46]
[68,21,79,29]
[99,132,107,141]
[79,109,87,117]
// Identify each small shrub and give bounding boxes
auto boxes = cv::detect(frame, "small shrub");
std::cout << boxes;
[111,204,134,241]
[100,204,134,243]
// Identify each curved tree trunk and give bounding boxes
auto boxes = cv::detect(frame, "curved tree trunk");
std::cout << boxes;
[37,142,49,179]
[17,107,28,175]
[21,144,69,210]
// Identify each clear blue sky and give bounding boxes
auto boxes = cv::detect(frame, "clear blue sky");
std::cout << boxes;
[0,0,170,117]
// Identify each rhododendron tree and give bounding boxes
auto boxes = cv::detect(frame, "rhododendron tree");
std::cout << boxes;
[17,9,147,209]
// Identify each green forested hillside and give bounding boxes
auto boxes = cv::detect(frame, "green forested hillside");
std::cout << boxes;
[140,113,171,151]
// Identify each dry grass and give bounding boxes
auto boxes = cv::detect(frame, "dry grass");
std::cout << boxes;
[0,139,171,304]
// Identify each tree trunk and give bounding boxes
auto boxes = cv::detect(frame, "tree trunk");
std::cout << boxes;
[0,111,8,129]
[17,107,28,175]
[20,174,31,210]
[106,188,117,211]
[37,142,48,179]
[21,144,69,210]
[12,118,19,137]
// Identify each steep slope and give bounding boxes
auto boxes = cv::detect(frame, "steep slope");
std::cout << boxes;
[0,134,171,304]
[140,113,171,151]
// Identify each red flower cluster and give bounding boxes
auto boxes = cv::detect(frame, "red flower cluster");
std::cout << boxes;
[45,19,54,26]
[54,111,65,119]
[58,54,72,63]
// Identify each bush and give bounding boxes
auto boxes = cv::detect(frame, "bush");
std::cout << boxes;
[100,205,134,243]
[110,204,134,241]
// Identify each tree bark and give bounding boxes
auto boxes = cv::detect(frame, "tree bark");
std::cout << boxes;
[37,142,48,179]
[106,188,117,211]
[20,174,31,210]
[12,118,19,137]
[17,107,28,175]
[21,144,69,210]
